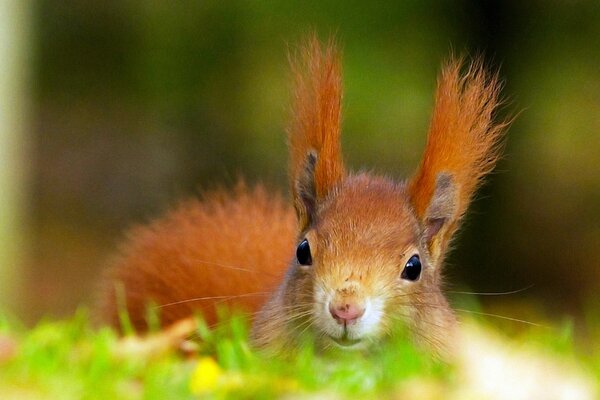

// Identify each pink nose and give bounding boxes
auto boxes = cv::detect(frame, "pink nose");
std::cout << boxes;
[329,302,365,325]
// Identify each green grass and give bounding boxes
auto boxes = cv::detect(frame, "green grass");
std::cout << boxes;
[0,308,597,399]
[0,310,189,399]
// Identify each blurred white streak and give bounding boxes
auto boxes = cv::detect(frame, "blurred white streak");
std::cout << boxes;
[0,1,31,315]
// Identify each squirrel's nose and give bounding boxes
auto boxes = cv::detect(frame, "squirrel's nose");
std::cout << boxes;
[329,301,365,325]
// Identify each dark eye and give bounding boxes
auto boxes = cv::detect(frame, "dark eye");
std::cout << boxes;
[401,254,421,281]
[296,239,312,266]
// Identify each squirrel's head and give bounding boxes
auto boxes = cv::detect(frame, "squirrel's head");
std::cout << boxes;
[296,173,450,351]
[256,35,508,356]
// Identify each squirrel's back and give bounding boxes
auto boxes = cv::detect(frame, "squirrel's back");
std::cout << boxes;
[99,184,297,332]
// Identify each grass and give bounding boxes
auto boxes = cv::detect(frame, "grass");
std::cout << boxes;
[0,308,597,399]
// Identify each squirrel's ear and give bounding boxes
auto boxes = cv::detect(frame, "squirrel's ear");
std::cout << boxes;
[293,150,319,231]
[409,57,509,264]
[420,173,458,263]
[289,34,345,231]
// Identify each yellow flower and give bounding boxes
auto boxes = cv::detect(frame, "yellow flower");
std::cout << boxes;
[272,377,299,393]
[189,357,223,394]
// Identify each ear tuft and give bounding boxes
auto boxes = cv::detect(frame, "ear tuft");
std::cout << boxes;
[409,56,510,261]
[289,34,345,231]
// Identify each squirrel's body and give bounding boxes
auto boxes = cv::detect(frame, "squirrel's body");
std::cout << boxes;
[99,36,507,357]
[96,35,600,398]
[100,185,297,331]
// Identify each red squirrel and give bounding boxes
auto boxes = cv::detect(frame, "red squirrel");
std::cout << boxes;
[98,35,508,357]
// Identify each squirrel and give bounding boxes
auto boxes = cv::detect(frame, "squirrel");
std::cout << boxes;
[97,35,508,358]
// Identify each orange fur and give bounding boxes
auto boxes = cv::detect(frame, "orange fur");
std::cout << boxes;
[289,35,344,229]
[409,58,507,223]
[99,184,297,331]
[98,36,510,358]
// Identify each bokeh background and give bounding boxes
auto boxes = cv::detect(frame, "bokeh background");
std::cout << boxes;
[1,1,598,333]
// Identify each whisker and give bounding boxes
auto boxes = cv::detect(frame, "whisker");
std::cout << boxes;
[188,258,287,278]
[276,303,315,311]
[453,308,546,328]
[158,292,270,308]
[447,284,534,296]
[250,307,315,329]
[184,302,314,339]
[390,299,545,328]
[388,291,446,301]
[396,299,544,328]
[392,321,441,351]
[294,315,316,337]
[209,306,313,333]
[387,313,448,331]
[246,304,314,321]
[390,302,549,329]
[276,310,314,325]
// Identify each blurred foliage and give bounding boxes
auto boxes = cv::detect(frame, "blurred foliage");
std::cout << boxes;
[0,311,447,399]
[21,1,600,326]
[1,310,597,399]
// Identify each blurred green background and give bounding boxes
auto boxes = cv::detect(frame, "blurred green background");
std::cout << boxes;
[1,1,598,328]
